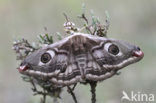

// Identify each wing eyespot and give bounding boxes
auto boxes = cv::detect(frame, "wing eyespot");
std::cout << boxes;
[40,50,55,63]
[41,53,51,63]
[104,43,120,56]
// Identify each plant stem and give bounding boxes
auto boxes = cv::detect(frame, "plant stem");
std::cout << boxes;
[67,86,78,103]
[89,81,97,103]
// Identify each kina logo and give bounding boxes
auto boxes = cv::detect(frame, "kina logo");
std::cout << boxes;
[121,91,155,103]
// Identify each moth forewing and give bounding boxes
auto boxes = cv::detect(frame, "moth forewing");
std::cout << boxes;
[19,33,144,86]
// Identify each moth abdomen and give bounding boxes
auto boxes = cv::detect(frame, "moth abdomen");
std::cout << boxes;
[74,54,87,79]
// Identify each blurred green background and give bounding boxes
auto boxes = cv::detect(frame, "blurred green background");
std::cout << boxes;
[0,0,156,103]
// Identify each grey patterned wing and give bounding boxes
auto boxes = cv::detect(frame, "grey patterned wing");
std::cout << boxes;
[50,52,82,86]
[20,33,143,86]
[85,46,117,81]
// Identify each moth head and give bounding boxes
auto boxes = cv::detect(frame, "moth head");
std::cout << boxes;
[18,48,56,73]
[98,39,144,69]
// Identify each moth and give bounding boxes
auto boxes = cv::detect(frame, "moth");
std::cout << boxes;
[18,33,144,86]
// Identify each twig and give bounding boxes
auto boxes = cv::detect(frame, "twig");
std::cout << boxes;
[71,83,77,91]
[13,39,38,60]
[89,81,97,103]
[63,13,69,22]
[67,85,78,103]
[29,78,47,103]
[43,90,47,103]
[40,89,47,103]
[78,13,94,34]
[78,13,89,24]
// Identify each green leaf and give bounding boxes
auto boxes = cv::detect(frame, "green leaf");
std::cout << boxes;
[56,32,62,40]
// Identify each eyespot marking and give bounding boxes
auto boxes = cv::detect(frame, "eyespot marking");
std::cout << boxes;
[39,50,55,66]
[104,42,122,56]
